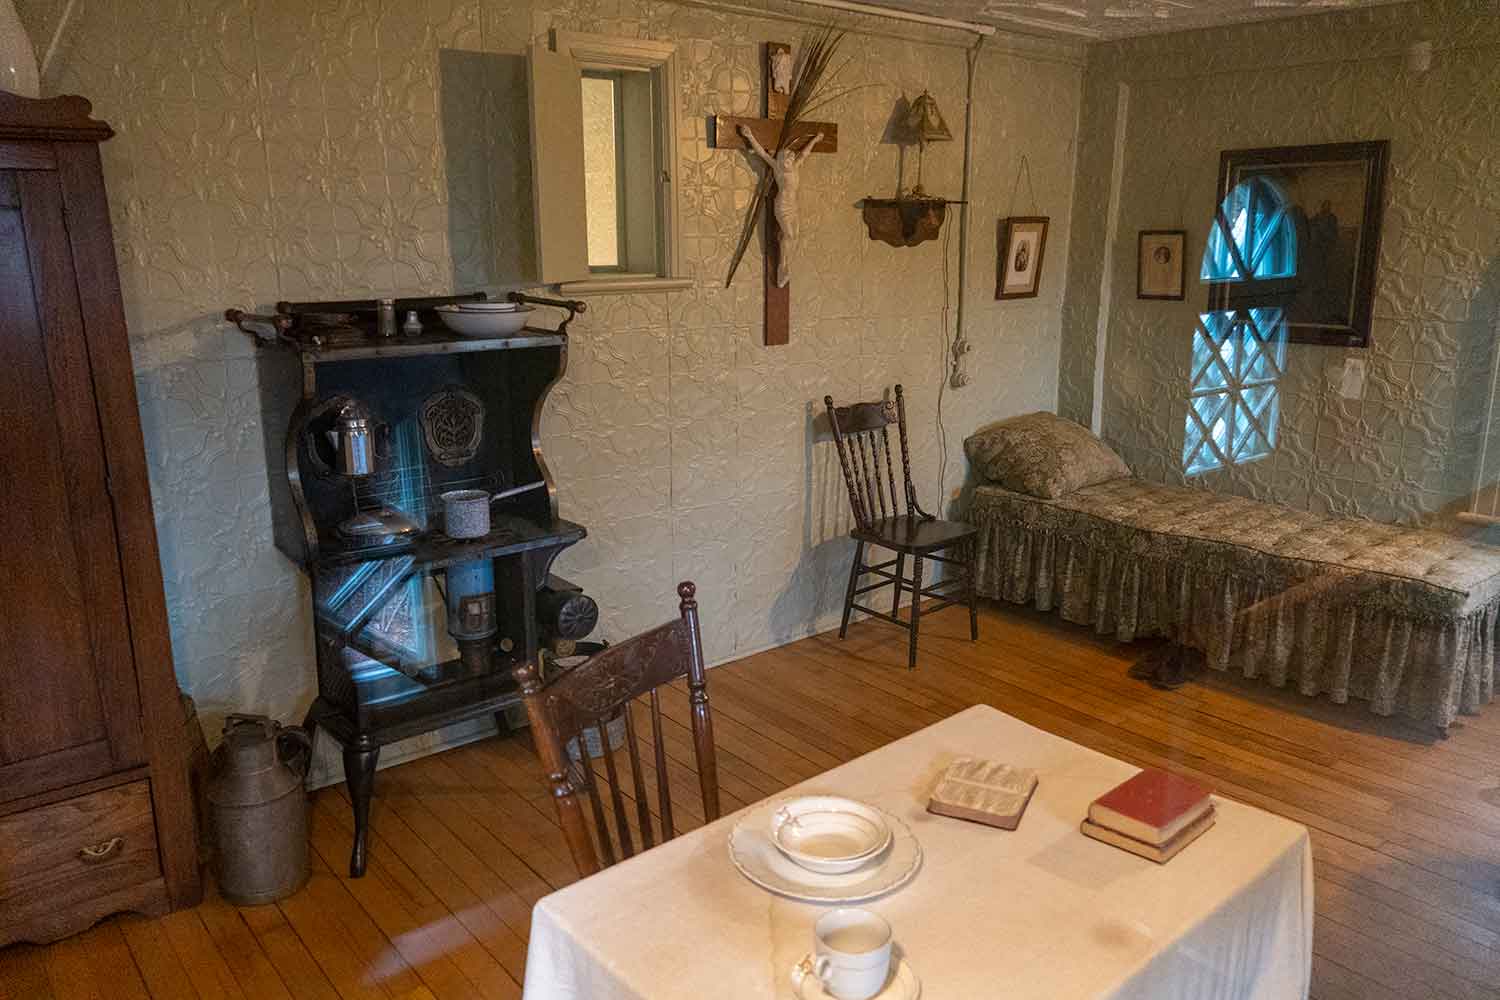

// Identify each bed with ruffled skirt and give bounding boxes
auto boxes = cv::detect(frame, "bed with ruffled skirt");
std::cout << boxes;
[971,478,1500,731]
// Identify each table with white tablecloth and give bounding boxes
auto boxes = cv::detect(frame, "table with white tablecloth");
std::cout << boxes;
[523,704,1313,999]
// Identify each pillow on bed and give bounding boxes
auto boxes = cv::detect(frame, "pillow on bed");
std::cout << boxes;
[964,412,1131,498]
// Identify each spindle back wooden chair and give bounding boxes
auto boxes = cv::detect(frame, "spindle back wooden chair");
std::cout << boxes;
[825,384,979,670]
[512,581,719,878]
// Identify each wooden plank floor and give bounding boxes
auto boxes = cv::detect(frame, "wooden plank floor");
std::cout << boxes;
[4,599,1500,999]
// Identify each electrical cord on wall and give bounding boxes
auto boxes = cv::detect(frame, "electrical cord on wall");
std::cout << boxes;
[937,213,954,512]
[936,34,983,511]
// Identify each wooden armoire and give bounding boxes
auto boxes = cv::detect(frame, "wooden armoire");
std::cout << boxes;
[0,91,202,945]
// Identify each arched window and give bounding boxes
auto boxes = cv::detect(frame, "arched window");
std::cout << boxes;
[1201,176,1297,282]
[1184,180,1295,476]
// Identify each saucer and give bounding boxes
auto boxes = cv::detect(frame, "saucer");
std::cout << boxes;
[791,955,920,1000]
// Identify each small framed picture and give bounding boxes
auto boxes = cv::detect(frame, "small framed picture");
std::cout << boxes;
[996,216,1049,300]
[1138,230,1186,300]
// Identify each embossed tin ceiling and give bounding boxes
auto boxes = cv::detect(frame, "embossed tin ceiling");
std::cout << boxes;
[854,0,1410,39]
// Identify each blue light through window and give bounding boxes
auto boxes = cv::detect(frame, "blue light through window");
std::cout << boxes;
[1185,179,1296,476]
[1184,308,1287,474]
[1202,176,1297,282]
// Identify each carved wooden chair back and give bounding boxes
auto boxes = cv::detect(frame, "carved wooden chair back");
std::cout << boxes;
[513,581,719,878]
[825,383,926,532]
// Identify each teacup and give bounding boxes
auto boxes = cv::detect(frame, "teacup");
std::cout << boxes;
[794,907,892,1000]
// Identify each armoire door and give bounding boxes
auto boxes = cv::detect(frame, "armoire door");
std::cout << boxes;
[0,156,145,803]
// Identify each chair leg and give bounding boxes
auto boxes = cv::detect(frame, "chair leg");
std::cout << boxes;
[891,551,906,619]
[839,540,866,639]
[907,554,924,670]
[966,541,979,641]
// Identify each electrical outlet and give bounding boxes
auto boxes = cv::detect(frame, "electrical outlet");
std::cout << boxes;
[1339,357,1366,399]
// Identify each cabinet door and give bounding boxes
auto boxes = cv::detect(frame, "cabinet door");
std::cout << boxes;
[0,164,145,802]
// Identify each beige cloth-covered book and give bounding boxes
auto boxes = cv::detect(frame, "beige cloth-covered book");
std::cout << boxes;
[927,757,1040,830]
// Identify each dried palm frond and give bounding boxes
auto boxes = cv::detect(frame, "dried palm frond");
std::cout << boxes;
[725,24,850,288]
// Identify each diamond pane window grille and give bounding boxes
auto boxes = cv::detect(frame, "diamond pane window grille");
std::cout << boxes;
[1186,176,1295,476]
[1184,309,1287,475]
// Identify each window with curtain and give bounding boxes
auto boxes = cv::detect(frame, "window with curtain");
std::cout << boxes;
[1185,179,1296,476]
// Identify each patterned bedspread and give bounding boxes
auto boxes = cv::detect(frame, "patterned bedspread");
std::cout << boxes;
[970,477,1500,728]
[975,477,1500,617]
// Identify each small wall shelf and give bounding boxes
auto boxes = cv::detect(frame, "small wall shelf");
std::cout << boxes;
[861,197,961,248]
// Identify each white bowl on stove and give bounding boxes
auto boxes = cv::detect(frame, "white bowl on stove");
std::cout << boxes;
[436,304,532,336]
[456,300,520,312]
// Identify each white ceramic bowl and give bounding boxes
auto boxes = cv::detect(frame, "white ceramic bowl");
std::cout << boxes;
[771,797,892,875]
[436,304,532,336]
[456,301,520,312]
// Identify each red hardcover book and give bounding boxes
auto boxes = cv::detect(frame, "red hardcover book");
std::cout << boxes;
[1087,768,1212,845]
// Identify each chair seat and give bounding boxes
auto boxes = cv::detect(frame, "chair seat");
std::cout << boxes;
[854,515,977,553]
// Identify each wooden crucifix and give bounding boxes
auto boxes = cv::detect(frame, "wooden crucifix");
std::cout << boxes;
[712,42,839,346]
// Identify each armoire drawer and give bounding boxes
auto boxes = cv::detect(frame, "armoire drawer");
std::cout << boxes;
[0,780,160,923]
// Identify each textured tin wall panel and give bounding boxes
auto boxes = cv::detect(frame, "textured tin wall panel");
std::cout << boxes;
[38,0,1083,766]
[1059,1,1500,526]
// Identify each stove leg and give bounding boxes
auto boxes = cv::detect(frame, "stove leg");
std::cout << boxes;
[344,740,380,878]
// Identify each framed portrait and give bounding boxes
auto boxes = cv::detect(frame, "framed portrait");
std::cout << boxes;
[996,216,1049,300]
[1209,141,1389,347]
[1137,230,1186,300]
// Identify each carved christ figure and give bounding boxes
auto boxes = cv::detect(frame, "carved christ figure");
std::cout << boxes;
[739,125,824,288]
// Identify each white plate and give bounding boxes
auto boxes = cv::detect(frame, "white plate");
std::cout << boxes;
[772,796,892,874]
[730,798,921,904]
[792,954,921,1000]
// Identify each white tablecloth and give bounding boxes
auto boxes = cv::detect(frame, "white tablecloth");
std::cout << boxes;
[523,704,1313,1000]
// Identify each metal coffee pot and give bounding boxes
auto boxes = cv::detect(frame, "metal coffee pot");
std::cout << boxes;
[326,398,375,477]
[209,714,312,905]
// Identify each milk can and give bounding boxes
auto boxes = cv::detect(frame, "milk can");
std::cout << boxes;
[209,714,311,905]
